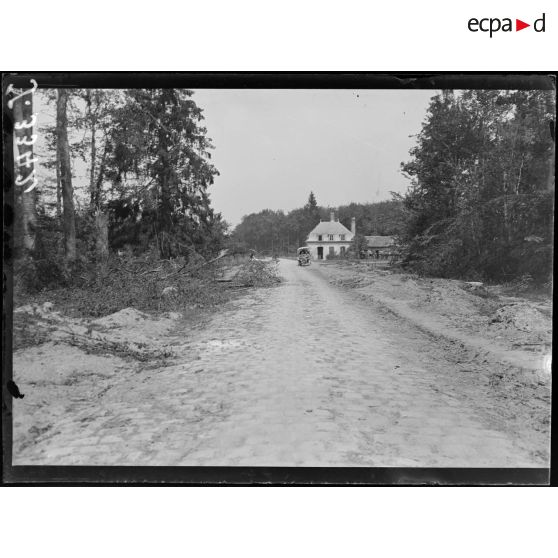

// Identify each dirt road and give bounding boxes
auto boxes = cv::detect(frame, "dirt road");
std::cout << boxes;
[13,259,549,466]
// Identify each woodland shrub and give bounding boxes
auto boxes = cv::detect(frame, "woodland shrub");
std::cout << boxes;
[14,249,277,318]
[399,89,554,285]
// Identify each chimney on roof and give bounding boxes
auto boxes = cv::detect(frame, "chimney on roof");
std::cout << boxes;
[351,217,356,235]
[330,211,335,222]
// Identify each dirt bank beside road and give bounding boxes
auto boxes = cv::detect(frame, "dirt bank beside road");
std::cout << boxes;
[319,260,552,464]
[321,261,552,378]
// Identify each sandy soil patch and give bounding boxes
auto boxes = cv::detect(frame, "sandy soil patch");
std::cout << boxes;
[322,262,552,379]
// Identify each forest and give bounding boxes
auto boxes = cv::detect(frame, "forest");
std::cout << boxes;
[9,86,555,320]
[231,194,403,255]
[11,88,229,316]
[398,89,555,285]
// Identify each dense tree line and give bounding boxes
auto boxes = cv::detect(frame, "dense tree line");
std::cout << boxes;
[12,87,226,291]
[232,192,403,254]
[399,90,555,284]
[13,86,551,292]
[336,200,404,237]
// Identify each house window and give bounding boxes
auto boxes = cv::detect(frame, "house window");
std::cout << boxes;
[318,235,323,241]
[328,235,334,241]
[329,246,335,256]
[340,235,345,241]
[340,246,346,256]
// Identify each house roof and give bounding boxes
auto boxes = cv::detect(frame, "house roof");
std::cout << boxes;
[308,220,352,236]
[365,236,395,248]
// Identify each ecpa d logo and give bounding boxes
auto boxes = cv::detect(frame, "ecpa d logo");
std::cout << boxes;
[468,13,546,37]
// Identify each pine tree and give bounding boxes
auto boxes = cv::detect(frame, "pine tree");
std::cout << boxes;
[106,89,220,258]
[302,190,320,238]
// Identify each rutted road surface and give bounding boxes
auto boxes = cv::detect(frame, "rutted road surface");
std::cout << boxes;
[13,259,548,466]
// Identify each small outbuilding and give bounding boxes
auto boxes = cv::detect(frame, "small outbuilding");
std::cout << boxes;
[364,235,396,259]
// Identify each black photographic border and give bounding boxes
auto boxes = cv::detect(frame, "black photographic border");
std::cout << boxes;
[2,72,555,485]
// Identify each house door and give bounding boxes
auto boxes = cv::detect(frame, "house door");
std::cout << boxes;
[317,247,323,259]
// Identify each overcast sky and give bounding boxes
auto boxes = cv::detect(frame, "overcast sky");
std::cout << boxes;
[34,88,436,224]
[193,89,435,226]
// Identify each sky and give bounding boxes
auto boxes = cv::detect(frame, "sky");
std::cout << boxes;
[192,89,435,226]
[32,88,436,224]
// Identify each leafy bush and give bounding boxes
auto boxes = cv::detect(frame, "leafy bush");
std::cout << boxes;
[399,90,554,285]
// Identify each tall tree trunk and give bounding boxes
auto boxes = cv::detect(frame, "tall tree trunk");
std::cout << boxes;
[56,89,76,260]
[94,209,109,261]
[94,143,109,260]
[95,143,107,198]
[89,117,97,208]
[548,141,555,192]
[157,99,172,257]
[55,156,62,221]
[13,96,38,256]
[158,165,172,258]
[86,99,109,260]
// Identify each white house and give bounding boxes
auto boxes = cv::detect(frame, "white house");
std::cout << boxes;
[306,211,355,260]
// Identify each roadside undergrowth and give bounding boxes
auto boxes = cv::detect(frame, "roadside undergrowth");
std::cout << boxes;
[13,255,281,352]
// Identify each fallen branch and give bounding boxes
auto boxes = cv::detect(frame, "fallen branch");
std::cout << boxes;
[163,249,229,279]
[112,249,230,279]
[140,266,164,276]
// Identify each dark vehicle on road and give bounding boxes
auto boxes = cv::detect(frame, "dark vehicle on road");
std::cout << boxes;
[297,247,311,266]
